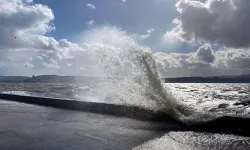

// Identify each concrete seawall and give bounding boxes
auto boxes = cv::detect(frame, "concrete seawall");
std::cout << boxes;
[0,93,183,125]
[1,93,250,136]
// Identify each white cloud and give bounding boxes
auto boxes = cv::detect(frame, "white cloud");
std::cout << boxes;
[138,34,151,40]
[66,63,72,67]
[0,0,54,49]
[154,44,215,71]
[154,44,250,77]
[0,0,84,75]
[121,0,127,5]
[165,0,250,48]
[0,62,4,68]
[160,0,250,76]
[80,66,86,71]
[214,49,250,69]
[86,20,95,26]
[163,18,188,43]
[86,3,96,9]
[136,28,155,40]
[147,28,154,34]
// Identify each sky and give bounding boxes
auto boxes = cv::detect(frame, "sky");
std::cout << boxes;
[1,0,250,77]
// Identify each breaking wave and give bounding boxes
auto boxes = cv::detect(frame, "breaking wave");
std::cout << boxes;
[82,26,205,122]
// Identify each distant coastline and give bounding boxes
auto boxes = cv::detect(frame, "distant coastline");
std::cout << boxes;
[0,75,98,83]
[165,74,250,83]
[0,75,250,83]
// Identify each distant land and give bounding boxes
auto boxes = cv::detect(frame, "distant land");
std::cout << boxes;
[0,75,250,83]
[0,76,30,82]
[165,74,250,83]
[0,75,99,83]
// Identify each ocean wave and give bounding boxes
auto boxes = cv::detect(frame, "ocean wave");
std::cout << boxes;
[83,26,198,122]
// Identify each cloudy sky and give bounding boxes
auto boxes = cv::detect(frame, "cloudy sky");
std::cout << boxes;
[1,0,250,77]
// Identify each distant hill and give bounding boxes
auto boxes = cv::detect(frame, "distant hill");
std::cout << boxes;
[0,75,99,83]
[26,75,74,82]
[165,74,250,83]
[25,75,99,83]
[0,76,31,82]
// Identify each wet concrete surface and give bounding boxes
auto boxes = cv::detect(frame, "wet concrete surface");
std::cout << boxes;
[1,99,250,150]
[0,100,169,150]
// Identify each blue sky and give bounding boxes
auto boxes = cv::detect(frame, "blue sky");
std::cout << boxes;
[34,0,177,38]
[34,0,192,53]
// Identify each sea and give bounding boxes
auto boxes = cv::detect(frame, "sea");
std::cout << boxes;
[1,82,250,117]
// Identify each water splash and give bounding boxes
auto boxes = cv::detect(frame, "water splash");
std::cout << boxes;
[81,26,204,121]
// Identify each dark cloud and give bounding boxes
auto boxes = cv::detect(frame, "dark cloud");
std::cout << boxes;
[193,44,215,63]
[166,0,250,48]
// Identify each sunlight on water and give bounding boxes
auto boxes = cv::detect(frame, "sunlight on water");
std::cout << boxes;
[133,131,250,150]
